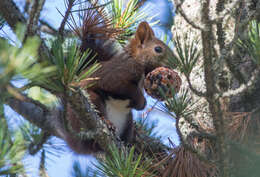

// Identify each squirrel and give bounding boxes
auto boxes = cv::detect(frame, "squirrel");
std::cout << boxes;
[64,4,175,154]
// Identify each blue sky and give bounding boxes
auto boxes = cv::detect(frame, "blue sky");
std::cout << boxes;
[1,0,179,176]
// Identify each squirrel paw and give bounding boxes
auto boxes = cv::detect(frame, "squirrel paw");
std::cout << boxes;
[129,97,146,110]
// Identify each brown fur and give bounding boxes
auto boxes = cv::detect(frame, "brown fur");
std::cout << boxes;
[67,22,174,154]
[87,21,174,136]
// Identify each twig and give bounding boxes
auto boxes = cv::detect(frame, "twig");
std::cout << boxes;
[215,0,226,50]
[25,0,45,40]
[39,150,49,177]
[39,19,74,37]
[135,0,148,10]
[58,0,75,40]
[23,0,30,13]
[67,88,100,130]
[70,1,112,13]
[28,132,51,155]
[186,76,206,97]
[181,114,216,140]
[174,0,205,31]
[220,0,247,85]
[5,93,59,137]
[175,116,213,163]
[222,68,260,97]
[189,131,216,141]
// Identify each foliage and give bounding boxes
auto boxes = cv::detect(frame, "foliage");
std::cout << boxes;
[168,33,200,77]
[1,1,167,177]
[238,20,260,65]
[163,89,194,119]
[108,0,154,43]
[2,0,260,177]
[135,115,161,139]
[0,118,26,176]
[47,38,101,92]
[95,145,155,177]
[0,29,56,95]
[0,15,5,30]
[20,121,66,156]
[27,86,58,106]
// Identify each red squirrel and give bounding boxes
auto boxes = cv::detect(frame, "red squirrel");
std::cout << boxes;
[66,21,174,154]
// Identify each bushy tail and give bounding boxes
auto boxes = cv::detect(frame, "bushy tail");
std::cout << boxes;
[64,103,103,154]
[68,0,122,66]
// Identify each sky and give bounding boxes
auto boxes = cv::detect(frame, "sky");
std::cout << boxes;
[1,0,179,176]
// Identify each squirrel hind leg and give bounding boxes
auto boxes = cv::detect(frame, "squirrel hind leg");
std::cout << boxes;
[63,91,106,154]
[120,112,135,143]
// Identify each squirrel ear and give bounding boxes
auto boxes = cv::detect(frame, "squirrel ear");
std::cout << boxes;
[135,21,155,44]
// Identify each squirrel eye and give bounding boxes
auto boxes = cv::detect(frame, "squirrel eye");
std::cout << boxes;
[154,46,163,53]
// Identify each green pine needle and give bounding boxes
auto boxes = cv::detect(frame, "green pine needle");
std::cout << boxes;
[109,0,152,44]
[238,20,260,66]
[0,36,56,94]
[95,145,155,177]
[48,38,101,92]
[160,88,195,119]
[169,33,200,77]
[0,15,5,30]
[0,119,26,176]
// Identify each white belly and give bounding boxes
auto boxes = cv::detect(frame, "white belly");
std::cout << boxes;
[105,97,131,136]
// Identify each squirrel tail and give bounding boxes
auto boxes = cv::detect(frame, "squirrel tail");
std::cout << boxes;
[68,0,122,66]
[64,103,103,154]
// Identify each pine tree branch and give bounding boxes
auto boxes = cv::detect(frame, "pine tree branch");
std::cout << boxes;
[201,1,229,176]
[219,0,247,85]
[222,68,260,97]
[0,0,26,29]
[39,20,73,37]
[0,0,173,157]
[58,0,75,39]
[175,116,213,163]
[39,150,49,177]
[24,0,45,40]
[5,95,59,137]
[3,84,167,156]
[0,0,51,63]
[4,85,117,152]
[181,114,216,140]
[135,125,170,157]
[67,89,100,130]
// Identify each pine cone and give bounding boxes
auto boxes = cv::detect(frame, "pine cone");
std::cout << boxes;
[144,67,182,100]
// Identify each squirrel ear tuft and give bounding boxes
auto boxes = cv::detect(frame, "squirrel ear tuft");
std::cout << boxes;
[135,21,155,44]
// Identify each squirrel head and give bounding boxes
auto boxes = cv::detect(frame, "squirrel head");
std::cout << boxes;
[128,21,174,75]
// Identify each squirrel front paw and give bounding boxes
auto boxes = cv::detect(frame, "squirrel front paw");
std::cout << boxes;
[129,96,146,110]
